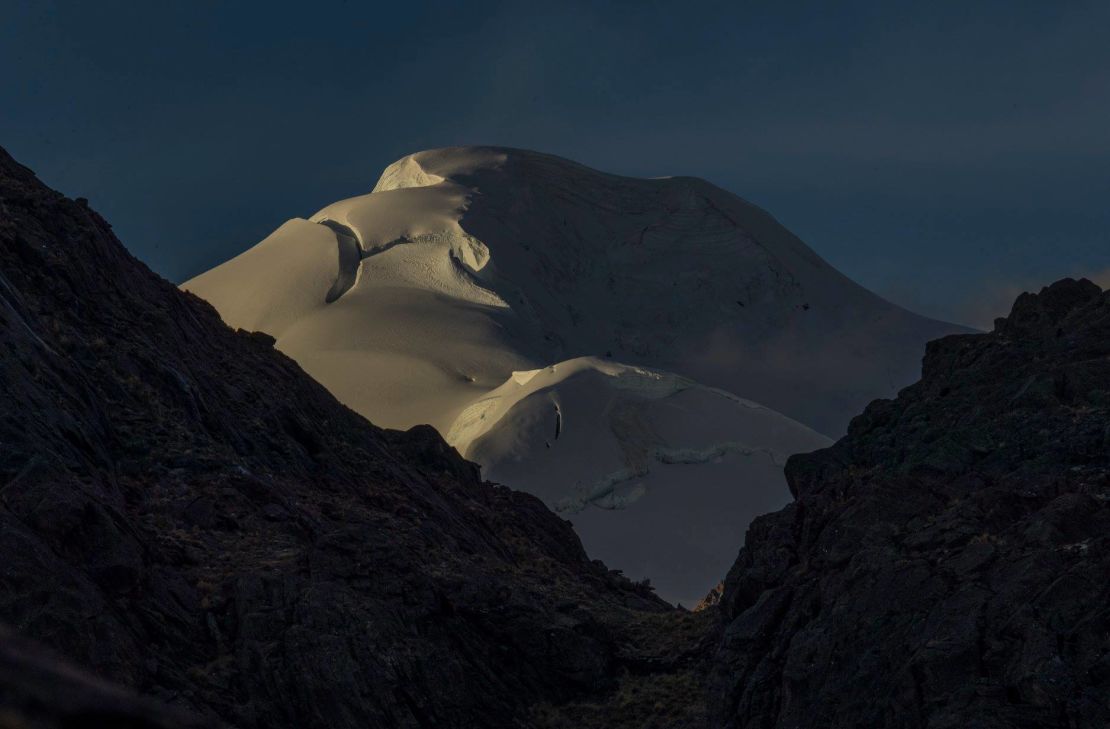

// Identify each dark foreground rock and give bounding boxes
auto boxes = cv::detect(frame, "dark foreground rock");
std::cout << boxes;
[0,147,707,727]
[712,278,1110,728]
[0,625,207,729]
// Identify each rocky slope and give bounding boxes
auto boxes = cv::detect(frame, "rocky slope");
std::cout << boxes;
[712,278,1110,727]
[0,147,708,727]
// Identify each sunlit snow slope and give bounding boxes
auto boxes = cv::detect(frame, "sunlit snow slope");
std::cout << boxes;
[447,357,830,605]
[184,146,962,603]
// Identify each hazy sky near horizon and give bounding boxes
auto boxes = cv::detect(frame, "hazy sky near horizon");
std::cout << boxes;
[2,0,1108,327]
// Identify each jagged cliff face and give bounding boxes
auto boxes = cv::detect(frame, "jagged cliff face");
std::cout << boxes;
[0,148,711,728]
[713,279,1110,728]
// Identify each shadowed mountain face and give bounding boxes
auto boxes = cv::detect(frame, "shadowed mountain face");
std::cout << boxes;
[0,147,710,728]
[713,278,1110,728]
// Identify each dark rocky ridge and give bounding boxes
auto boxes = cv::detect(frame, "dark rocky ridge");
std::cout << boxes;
[0,147,710,728]
[713,278,1110,727]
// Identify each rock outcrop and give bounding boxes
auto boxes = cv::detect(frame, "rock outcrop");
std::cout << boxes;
[713,278,1110,728]
[0,148,705,727]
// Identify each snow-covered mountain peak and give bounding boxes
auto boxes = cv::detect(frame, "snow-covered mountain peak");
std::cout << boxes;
[183,146,966,602]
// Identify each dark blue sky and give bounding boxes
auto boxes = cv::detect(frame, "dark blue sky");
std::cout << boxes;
[3,0,1108,326]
